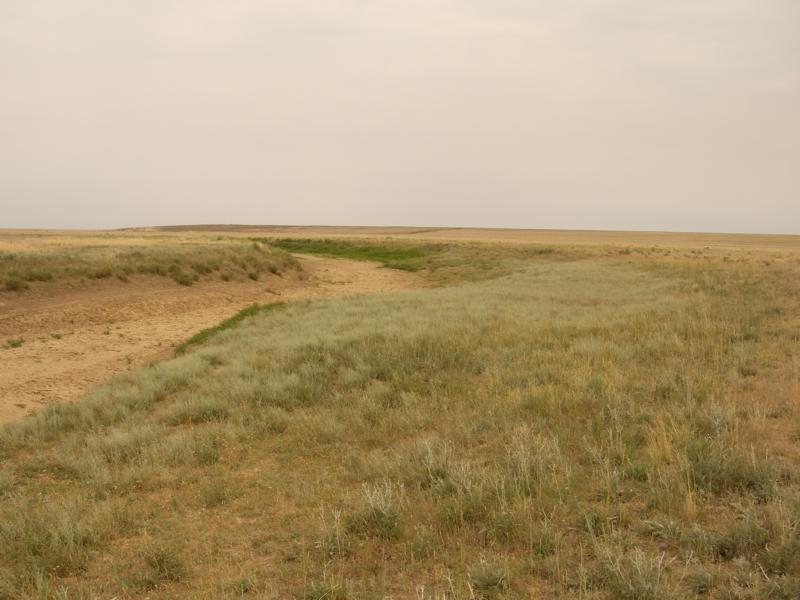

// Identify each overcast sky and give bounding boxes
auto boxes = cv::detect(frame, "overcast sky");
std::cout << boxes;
[1,1,798,233]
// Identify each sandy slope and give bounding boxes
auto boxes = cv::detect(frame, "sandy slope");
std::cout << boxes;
[0,255,421,425]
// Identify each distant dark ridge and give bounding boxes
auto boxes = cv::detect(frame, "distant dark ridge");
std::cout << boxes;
[114,224,456,235]
[117,224,453,235]
[116,224,302,232]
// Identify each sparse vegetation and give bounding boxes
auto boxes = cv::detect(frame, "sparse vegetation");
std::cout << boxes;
[4,338,23,349]
[0,237,798,598]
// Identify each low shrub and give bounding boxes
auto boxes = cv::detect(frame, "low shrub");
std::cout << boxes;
[3,277,28,291]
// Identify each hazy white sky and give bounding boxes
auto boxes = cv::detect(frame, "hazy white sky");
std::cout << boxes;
[1,1,798,233]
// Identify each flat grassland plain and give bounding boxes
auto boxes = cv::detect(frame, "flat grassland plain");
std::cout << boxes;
[0,227,799,599]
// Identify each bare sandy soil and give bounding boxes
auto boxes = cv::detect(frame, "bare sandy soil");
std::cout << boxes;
[0,255,420,424]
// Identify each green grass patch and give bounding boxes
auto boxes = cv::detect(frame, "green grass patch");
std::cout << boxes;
[264,238,438,271]
[264,237,552,282]
[174,302,286,355]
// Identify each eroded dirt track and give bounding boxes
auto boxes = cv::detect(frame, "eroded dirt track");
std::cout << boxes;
[0,256,420,424]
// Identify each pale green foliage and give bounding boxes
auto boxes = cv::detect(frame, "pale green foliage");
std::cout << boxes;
[0,249,797,597]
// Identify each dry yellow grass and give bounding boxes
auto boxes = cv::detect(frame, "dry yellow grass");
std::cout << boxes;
[0,228,798,599]
[144,224,800,252]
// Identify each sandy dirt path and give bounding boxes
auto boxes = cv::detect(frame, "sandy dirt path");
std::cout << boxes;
[0,256,420,425]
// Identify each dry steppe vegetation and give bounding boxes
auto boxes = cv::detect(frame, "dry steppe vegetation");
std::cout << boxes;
[0,232,299,291]
[0,230,423,426]
[0,230,799,599]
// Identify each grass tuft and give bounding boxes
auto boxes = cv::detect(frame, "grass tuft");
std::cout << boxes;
[4,338,23,349]
[136,545,189,589]
[345,481,405,540]
[469,563,508,598]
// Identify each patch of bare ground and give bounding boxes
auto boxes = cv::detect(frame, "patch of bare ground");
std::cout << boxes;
[0,254,421,424]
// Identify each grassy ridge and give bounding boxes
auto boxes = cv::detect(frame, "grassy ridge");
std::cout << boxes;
[0,246,798,598]
[0,241,299,291]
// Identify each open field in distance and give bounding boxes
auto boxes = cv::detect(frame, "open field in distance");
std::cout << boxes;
[136,225,800,252]
[0,227,799,599]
